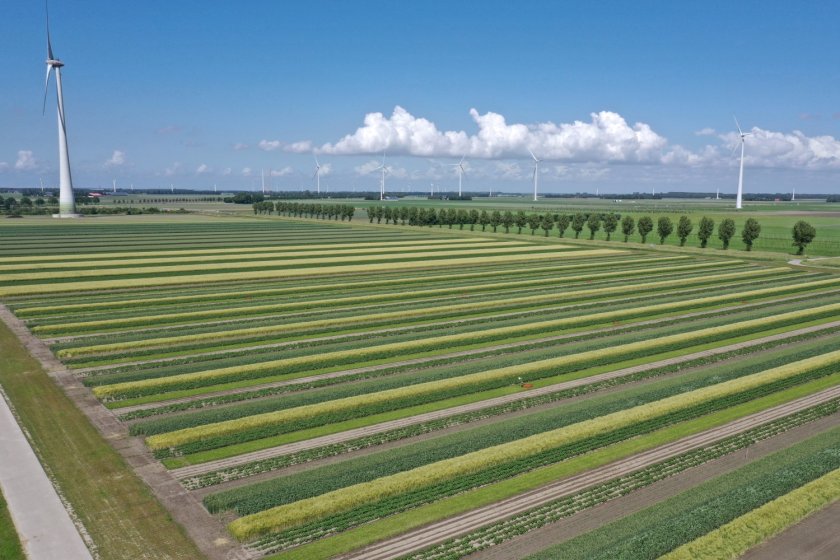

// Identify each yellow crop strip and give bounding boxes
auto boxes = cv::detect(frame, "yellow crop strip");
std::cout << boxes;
[227,349,840,540]
[45,261,762,336]
[661,468,840,560]
[0,241,519,272]
[140,303,840,450]
[0,249,625,297]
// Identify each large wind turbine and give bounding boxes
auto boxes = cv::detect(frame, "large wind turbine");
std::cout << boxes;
[313,156,322,194]
[733,116,751,210]
[449,156,466,197]
[43,5,78,217]
[528,149,542,202]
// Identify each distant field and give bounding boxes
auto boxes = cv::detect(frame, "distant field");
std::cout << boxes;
[1,214,839,560]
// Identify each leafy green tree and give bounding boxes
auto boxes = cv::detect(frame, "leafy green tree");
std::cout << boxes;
[676,215,693,246]
[586,214,601,240]
[603,213,619,241]
[527,213,541,235]
[456,209,469,230]
[489,210,502,232]
[657,217,674,244]
[438,208,448,227]
[637,216,654,243]
[556,214,571,237]
[621,215,635,242]
[20,196,33,207]
[792,220,816,255]
[478,210,490,231]
[697,216,715,248]
[718,218,736,249]
[468,209,479,230]
[515,210,528,234]
[382,206,393,224]
[741,218,761,251]
[502,211,515,233]
[571,213,586,238]
[540,214,554,236]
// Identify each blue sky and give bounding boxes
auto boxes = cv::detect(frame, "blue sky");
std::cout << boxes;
[2,0,839,193]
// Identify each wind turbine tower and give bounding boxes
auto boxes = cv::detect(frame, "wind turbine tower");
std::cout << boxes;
[376,152,387,201]
[528,149,542,202]
[112,179,116,193]
[43,6,78,217]
[261,169,266,194]
[734,116,751,210]
[313,156,322,194]
[792,186,796,201]
[450,156,466,197]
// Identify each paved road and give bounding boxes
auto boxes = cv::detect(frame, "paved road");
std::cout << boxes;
[335,385,840,560]
[0,391,93,560]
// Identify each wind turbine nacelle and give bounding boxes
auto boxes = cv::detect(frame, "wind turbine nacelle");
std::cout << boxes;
[47,59,64,68]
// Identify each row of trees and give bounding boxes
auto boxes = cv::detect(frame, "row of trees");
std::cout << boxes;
[262,201,356,221]
[360,206,817,254]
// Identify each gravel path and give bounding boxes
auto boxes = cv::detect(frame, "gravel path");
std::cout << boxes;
[335,385,840,560]
[0,389,93,560]
[172,320,840,481]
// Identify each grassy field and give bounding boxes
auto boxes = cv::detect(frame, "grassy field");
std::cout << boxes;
[0,487,24,560]
[1,213,838,560]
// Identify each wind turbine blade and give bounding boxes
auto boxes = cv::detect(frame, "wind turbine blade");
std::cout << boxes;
[733,115,743,136]
[528,148,537,162]
[459,155,465,164]
[46,0,54,60]
[42,66,53,115]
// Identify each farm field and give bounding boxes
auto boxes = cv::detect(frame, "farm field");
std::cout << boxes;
[1,214,839,560]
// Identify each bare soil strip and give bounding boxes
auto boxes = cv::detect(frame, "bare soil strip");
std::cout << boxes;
[333,385,840,560]
[0,305,250,560]
[171,321,840,481]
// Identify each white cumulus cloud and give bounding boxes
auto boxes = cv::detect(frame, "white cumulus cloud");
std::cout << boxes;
[258,140,282,152]
[14,150,37,171]
[285,141,313,153]
[233,142,249,151]
[196,163,211,174]
[241,167,253,176]
[104,150,126,168]
[720,128,840,169]
[316,106,668,163]
[695,127,717,136]
[271,166,294,177]
[164,162,182,176]
[222,167,232,176]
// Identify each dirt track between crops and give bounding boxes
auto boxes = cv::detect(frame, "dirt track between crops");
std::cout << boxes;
[0,305,251,560]
[336,388,840,560]
[115,290,840,418]
[170,320,840,482]
[741,499,840,560]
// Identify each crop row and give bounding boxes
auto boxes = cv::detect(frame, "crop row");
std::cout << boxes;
[90,278,830,401]
[661,467,840,560]
[238,369,840,552]
[43,261,769,338]
[525,425,840,560]
[56,267,787,358]
[401,399,840,560]
[179,328,840,488]
[0,248,623,297]
[202,337,840,514]
[129,303,840,445]
[28,261,740,331]
[226,349,840,540]
[16,255,687,317]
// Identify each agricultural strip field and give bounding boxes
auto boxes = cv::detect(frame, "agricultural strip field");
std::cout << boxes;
[1,214,839,560]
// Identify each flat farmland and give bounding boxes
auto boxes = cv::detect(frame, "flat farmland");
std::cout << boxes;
[1,215,839,560]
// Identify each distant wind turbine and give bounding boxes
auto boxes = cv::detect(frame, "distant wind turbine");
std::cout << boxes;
[313,156,322,194]
[449,156,466,197]
[791,186,796,201]
[733,116,751,210]
[42,3,78,217]
[261,169,266,194]
[112,179,116,193]
[375,152,387,200]
[528,149,542,202]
